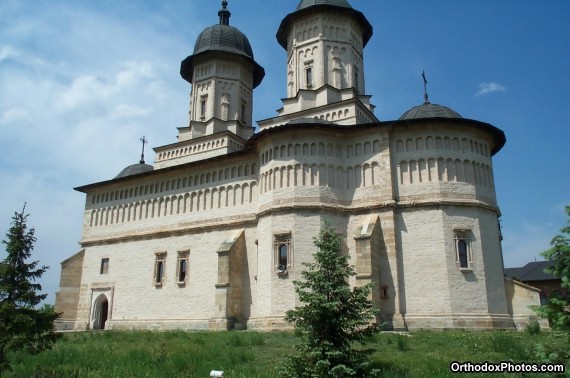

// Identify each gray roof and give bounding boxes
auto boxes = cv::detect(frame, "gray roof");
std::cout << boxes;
[277,0,372,50]
[296,0,352,10]
[193,24,255,60]
[180,21,265,88]
[114,163,154,179]
[287,117,335,125]
[399,102,462,120]
[504,260,558,282]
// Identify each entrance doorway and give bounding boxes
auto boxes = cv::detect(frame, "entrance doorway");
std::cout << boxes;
[93,294,109,330]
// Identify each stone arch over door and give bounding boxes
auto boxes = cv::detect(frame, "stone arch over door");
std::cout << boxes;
[90,288,113,330]
[92,294,109,330]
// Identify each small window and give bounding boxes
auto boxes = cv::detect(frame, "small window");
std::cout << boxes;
[241,102,246,124]
[154,252,167,286]
[100,258,109,274]
[274,233,292,274]
[200,96,207,117]
[454,231,472,270]
[354,68,359,92]
[176,250,190,285]
[306,67,313,88]
[278,244,288,268]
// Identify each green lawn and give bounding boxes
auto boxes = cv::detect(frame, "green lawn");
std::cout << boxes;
[3,329,568,377]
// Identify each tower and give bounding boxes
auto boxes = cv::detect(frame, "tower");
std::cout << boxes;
[258,0,377,128]
[153,1,265,169]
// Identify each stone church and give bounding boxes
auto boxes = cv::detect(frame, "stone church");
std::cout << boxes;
[55,0,542,331]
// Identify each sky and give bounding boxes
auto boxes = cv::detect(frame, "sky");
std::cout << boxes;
[1,0,568,304]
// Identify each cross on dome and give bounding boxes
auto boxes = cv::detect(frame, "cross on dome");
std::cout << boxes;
[218,0,231,25]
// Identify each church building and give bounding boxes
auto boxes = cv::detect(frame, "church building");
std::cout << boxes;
[55,0,542,331]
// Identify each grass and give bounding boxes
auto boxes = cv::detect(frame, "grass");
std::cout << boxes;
[2,330,568,377]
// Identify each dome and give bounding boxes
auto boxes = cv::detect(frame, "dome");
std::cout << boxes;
[296,0,352,10]
[399,102,462,120]
[193,24,255,61]
[114,163,154,179]
[277,0,372,49]
[180,3,265,88]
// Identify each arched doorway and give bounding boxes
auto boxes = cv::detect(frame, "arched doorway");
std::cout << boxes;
[92,294,109,330]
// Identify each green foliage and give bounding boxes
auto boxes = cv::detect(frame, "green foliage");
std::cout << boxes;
[396,335,409,352]
[535,205,570,331]
[525,320,541,335]
[0,206,61,372]
[281,221,380,377]
[4,330,568,378]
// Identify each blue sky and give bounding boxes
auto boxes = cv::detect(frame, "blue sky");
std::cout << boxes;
[1,0,568,304]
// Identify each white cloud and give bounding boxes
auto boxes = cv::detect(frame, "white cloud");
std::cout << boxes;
[0,107,28,125]
[475,82,506,96]
[0,1,194,305]
[0,45,19,62]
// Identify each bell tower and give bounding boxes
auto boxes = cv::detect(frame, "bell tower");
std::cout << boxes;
[179,0,264,141]
[258,0,377,128]
[153,1,265,169]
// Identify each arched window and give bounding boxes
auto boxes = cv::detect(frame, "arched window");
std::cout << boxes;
[454,231,472,270]
[279,244,288,270]
[156,261,164,283]
[457,240,468,268]
[177,250,190,285]
[179,260,186,282]
[274,233,292,275]
[154,252,167,286]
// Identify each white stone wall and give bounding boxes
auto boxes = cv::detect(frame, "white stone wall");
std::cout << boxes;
[395,204,511,329]
[80,225,261,330]
[285,11,365,97]
[392,123,497,207]
[154,133,246,169]
[68,118,511,331]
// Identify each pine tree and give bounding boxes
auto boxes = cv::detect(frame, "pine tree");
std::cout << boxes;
[0,206,61,372]
[535,205,570,331]
[281,221,380,377]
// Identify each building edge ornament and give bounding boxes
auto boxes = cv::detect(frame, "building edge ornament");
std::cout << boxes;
[79,198,498,247]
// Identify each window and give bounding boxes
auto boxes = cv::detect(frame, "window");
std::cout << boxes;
[278,244,288,268]
[306,67,313,88]
[221,93,229,121]
[354,68,359,92]
[454,231,472,270]
[200,96,207,118]
[241,102,246,124]
[154,252,167,286]
[176,250,190,285]
[100,258,109,274]
[274,233,292,274]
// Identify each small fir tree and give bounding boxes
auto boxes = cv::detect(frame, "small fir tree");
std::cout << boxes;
[0,206,61,372]
[281,221,380,377]
[535,205,570,331]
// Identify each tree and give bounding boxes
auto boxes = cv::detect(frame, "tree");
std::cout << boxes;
[535,205,570,331]
[0,206,61,372]
[280,221,380,377]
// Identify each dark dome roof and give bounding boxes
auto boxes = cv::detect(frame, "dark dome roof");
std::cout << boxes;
[180,12,265,88]
[399,102,462,120]
[114,163,154,179]
[296,0,352,10]
[193,24,254,60]
[277,0,372,49]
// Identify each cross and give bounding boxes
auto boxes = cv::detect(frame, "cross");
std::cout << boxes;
[422,70,429,104]
[139,136,148,164]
